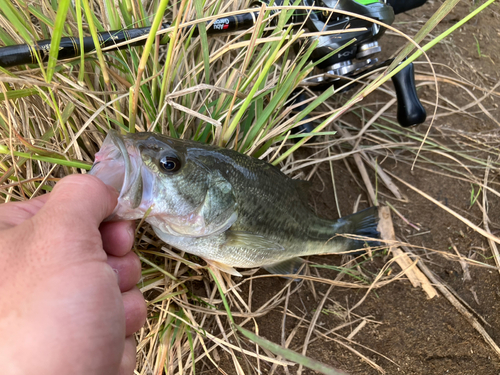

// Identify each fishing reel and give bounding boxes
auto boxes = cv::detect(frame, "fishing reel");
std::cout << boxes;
[295,0,394,70]
[260,0,427,131]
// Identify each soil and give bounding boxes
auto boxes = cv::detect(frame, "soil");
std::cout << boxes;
[211,1,500,374]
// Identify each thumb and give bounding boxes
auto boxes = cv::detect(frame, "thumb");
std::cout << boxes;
[37,174,118,230]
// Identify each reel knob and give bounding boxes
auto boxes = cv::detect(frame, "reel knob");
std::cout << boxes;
[289,91,317,143]
[387,0,428,14]
[391,62,427,127]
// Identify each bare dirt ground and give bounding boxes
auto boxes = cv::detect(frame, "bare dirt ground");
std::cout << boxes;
[210,1,500,374]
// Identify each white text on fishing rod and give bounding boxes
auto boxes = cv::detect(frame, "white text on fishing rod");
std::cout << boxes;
[212,19,230,30]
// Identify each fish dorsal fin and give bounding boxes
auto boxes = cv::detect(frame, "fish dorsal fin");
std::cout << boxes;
[223,231,285,252]
[263,257,306,276]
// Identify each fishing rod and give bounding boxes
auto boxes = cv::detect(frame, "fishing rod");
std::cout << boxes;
[0,1,385,69]
[0,0,427,69]
[0,0,427,128]
[0,12,260,68]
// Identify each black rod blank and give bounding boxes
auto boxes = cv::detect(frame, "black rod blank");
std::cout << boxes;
[0,13,257,68]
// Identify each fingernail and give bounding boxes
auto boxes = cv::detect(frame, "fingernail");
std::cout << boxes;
[112,268,120,284]
[128,221,136,243]
[107,184,120,198]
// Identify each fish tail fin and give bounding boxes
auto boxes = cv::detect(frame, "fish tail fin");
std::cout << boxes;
[331,206,381,254]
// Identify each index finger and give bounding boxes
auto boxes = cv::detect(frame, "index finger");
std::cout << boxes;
[0,194,50,231]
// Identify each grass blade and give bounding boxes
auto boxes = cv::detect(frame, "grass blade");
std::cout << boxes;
[46,0,71,82]
[0,145,91,169]
[194,0,210,85]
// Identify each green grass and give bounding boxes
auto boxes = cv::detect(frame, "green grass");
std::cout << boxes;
[473,34,482,58]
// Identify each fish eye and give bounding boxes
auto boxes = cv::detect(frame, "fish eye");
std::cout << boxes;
[159,156,181,173]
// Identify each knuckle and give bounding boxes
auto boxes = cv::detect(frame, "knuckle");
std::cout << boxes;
[54,174,116,215]
[60,174,108,196]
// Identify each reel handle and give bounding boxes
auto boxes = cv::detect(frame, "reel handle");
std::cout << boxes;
[391,62,426,127]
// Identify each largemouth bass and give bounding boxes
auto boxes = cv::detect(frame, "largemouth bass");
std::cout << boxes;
[90,131,380,276]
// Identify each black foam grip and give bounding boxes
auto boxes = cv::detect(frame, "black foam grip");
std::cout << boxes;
[289,91,317,143]
[386,0,428,14]
[391,62,426,127]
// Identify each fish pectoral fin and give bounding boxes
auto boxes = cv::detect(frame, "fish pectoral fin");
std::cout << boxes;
[155,172,237,238]
[223,231,285,252]
[204,259,242,277]
[198,172,238,236]
[263,257,306,276]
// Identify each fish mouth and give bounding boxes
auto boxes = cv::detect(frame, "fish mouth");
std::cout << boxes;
[90,130,148,220]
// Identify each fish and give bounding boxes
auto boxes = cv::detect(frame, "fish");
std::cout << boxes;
[89,131,381,276]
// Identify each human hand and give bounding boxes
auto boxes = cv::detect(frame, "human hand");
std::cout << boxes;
[0,174,146,375]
